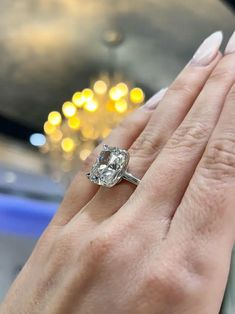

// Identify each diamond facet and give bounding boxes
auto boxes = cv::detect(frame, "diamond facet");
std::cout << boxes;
[87,145,129,187]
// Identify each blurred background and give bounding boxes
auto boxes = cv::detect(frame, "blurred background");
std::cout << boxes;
[0,0,234,312]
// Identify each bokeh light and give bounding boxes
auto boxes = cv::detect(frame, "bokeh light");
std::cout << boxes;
[44,121,56,135]
[72,92,84,108]
[50,129,63,142]
[116,82,128,96]
[48,111,62,126]
[79,148,92,161]
[62,101,77,118]
[84,100,98,112]
[130,87,145,104]
[30,133,46,147]
[109,86,122,101]
[68,116,81,130]
[115,99,128,113]
[82,88,94,101]
[61,137,75,153]
[93,80,107,95]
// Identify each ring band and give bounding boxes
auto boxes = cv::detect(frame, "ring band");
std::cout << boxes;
[86,144,140,187]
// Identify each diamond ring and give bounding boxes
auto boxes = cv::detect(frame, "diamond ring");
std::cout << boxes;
[86,144,140,187]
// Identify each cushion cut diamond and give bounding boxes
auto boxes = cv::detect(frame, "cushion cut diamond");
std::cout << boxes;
[87,145,129,187]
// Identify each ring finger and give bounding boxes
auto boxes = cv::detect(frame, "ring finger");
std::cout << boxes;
[78,31,223,222]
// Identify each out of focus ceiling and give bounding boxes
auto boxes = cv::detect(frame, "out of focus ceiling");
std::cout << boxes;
[0,0,234,133]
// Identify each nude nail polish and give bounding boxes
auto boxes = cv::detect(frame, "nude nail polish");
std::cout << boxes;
[191,31,223,66]
[141,88,168,110]
[225,31,235,55]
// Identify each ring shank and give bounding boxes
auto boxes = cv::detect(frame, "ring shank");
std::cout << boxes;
[122,171,140,186]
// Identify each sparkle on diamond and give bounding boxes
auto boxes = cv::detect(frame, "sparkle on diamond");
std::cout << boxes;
[88,145,129,187]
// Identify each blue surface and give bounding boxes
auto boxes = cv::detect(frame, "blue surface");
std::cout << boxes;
[0,194,58,237]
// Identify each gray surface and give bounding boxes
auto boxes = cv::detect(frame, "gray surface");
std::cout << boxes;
[0,0,234,128]
[0,234,36,301]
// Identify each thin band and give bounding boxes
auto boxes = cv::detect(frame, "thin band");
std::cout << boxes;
[122,171,140,186]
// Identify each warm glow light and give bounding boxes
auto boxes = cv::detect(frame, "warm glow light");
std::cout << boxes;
[102,128,111,138]
[109,87,122,101]
[80,149,92,161]
[61,137,75,153]
[82,88,94,101]
[93,80,107,95]
[68,116,81,130]
[72,92,85,108]
[62,101,77,118]
[116,82,128,96]
[84,100,98,112]
[48,111,62,126]
[42,78,145,178]
[81,126,95,139]
[115,99,128,113]
[130,88,145,104]
[44,121,56,135]
[50,129,63,142]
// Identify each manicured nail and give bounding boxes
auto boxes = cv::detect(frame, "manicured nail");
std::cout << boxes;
[225,31,235,55]
[191,31,223,66]
[141,88,168,110]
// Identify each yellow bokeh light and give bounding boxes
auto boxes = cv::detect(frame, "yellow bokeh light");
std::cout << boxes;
[109,86,122,101]
[44,121,56,135]
[130,88,145,104]
[115,99,128,113]
[50,129,63,142]
[84,100,98,112]
[72,92,85,108]
[61,137,75,153]
[102,127,111,138]
[81,126,97,139]
[116,82,128,96]
[82,88,94,101]
[93,80,107,95]
[68,116,81,130]
[79,148,92,161]
[48,111,62,126]
[62,101,77,118]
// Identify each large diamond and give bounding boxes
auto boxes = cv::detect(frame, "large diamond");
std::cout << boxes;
[87,145,129,187]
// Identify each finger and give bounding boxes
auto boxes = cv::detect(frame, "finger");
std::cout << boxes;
[80,31,223,222]
[171,68,235,245]
[51,99,155,225]
[117,35,235,237]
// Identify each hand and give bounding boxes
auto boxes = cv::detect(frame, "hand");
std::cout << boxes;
[1,30,235,314]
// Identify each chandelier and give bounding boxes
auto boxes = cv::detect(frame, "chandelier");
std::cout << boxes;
[41,74,145,183]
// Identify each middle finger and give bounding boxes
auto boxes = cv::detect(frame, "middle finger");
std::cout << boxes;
[80,31,223,222]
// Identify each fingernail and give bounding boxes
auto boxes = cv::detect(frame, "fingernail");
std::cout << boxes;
[190,31,223,66]
[225,31,235,55]
[141,88,168,110]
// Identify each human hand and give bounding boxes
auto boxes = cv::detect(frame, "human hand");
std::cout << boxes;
[1,30,235,314]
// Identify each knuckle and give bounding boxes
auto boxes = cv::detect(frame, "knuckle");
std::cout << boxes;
[143,262,195,304]
[130,130,162,157]
[166,122,209,152]
[201,136,235,180]
[168,80,194,98]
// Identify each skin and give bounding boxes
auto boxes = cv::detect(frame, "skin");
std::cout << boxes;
[1,45,235,314]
